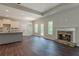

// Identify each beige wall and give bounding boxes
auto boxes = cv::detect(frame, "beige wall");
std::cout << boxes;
[32,5,79,46]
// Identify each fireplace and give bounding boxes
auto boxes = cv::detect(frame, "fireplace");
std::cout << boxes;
[57,31,72,42]
[56,28,76,47]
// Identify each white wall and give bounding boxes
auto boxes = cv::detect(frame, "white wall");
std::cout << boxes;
[20,21,33,36]
[32,5,79,46]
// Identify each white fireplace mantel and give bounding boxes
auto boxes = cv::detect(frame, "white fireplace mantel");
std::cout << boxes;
[56,28,76,43]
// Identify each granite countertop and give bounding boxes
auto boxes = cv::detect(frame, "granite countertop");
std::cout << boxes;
[0,32,23,34]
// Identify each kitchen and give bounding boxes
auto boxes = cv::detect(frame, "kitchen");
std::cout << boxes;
[0,16,23,44]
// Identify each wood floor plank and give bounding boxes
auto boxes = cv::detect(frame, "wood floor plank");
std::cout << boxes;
[0,36,78,56]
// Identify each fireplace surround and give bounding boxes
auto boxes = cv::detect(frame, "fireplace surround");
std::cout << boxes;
[56,28,76,47]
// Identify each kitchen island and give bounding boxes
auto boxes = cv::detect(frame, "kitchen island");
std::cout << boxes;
[0,32,23,44]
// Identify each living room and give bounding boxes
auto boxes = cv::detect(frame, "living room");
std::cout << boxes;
[0,3,79,57]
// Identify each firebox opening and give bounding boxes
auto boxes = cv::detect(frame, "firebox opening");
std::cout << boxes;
[57,31,73,42]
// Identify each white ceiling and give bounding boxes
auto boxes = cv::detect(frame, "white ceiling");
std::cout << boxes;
[20,3,59,13]
[0,3,61,21]
[0,4,42,21]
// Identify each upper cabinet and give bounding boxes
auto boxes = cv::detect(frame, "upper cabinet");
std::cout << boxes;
[2,19,12,24]
[0,20,3,27]
[11,21,20,28]
[0,17,21,32]
[1,19,20,28]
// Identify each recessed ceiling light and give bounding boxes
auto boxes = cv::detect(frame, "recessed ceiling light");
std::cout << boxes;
[6,10,9,12]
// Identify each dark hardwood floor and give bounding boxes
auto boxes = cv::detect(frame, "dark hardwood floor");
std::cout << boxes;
[0,36,79,56]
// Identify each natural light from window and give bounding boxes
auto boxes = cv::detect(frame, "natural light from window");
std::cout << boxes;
[48,21,53,35]
[40,24,44,36]
[35,24,38,33]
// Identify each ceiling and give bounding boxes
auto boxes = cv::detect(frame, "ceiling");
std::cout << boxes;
[0,3,61,21]
[20,3,59,13]
[0,3,79,21]
[0,3,77,21]
[0,4,41,21]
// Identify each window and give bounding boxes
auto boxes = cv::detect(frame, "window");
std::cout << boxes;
[40,24,44,36]
[35,24,38,33]
[48,21,53,35]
